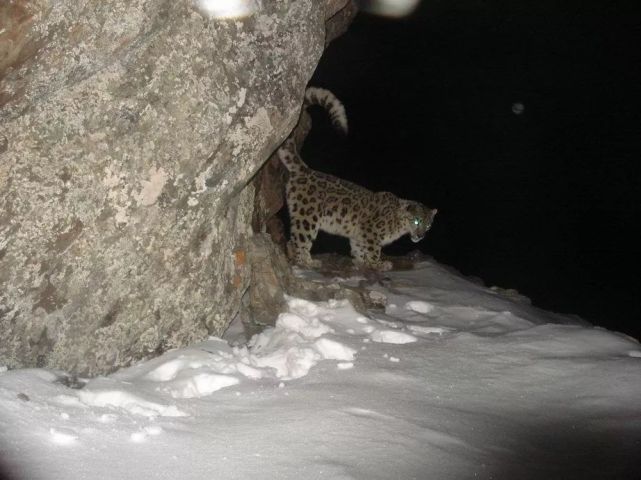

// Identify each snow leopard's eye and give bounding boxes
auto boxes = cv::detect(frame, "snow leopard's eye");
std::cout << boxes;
[413,218,421,226]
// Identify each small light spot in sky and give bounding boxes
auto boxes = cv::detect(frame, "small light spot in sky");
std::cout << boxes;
[194,0,259,19]
[358,0,422,18]
[512,102,525,115]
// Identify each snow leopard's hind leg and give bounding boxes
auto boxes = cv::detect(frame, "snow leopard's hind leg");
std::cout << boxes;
[287,210,321,269]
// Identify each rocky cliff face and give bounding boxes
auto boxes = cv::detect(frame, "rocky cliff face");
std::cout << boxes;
[0,0,353,375]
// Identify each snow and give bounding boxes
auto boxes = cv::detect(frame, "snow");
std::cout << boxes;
[48,428,78,446]
[369,329,417,344]
[404,300,434,314]
[1,259,640,480]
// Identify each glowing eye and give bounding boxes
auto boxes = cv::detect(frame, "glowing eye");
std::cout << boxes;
[413,218,421,225]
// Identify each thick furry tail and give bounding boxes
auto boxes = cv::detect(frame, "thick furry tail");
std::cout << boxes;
[304,87,348,135]
[277,138,306,172]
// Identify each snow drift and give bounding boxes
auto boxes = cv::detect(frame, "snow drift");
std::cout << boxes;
[1,260,639,480]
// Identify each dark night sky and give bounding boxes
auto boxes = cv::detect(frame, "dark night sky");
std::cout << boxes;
[302,0,641,339]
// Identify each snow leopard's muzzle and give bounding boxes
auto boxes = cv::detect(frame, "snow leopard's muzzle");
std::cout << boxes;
[411,223,432,243]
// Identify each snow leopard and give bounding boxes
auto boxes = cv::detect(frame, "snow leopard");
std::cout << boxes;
[278,88,437,271]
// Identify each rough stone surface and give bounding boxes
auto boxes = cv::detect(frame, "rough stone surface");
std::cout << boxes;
[0,0,342,375]
[242,233,292,337]
[251,153,288,249]
[325,0,358,45]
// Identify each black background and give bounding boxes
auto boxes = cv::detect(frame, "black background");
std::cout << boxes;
[301,0,640,339]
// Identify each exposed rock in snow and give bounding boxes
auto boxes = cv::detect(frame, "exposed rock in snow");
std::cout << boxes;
[0,0,353,375]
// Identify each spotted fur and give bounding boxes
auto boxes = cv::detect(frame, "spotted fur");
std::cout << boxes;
[278,92,437,271]
[304,87,348,135]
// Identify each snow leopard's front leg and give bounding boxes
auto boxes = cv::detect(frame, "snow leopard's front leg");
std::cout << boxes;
[350,238,392,271]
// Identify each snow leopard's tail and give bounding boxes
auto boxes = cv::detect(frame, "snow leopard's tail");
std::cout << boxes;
[304,87,348,135]
[278,138,306,173]
[278,88,347,172]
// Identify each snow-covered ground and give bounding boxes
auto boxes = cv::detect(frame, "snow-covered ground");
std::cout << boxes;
[1,260,639,480]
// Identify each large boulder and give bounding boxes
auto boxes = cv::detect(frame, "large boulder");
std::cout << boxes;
[0,0,351,375]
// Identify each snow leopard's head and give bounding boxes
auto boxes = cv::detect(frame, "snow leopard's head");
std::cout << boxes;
[404,202,437,243]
